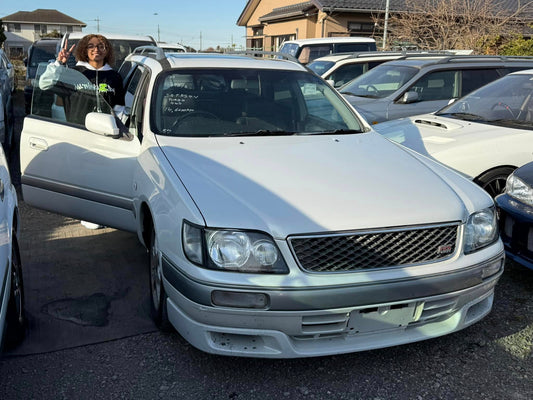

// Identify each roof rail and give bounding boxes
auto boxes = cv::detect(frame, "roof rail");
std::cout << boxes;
[432,55,533,64]
[227,50,299,63]
[131,45,166,61]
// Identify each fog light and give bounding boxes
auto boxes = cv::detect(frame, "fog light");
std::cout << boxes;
[481,258,504,279]
[211,290,269,309]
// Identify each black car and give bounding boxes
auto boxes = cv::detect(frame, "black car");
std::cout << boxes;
[24,39,60,114]
[496,162,533,270]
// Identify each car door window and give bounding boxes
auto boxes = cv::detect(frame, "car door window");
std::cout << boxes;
[31,63,113,126]
[408,70,457,101]
[460,69,500,96]
[329,63,366,88]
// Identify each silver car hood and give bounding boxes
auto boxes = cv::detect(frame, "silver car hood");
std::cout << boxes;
[157,132,475,238]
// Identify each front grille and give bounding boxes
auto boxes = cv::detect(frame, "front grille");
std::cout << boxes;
[288,224,459,272]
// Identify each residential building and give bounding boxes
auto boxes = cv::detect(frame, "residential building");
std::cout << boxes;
[237,0,533,52]
[1,9,86,58]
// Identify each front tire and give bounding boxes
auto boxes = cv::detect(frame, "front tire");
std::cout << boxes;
[475,167,515,198]
[149,228,171,331]
[4,234,26,350]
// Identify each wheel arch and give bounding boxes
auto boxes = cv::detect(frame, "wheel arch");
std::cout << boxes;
[473,165,518,183]
[139,201,154,249]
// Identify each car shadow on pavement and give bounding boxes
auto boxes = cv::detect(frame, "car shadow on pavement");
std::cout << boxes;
[5,91,156,355]
[6,199,157,356]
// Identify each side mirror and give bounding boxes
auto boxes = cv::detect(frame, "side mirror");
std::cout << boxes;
[85,112,120,138]
[399,91,419,104]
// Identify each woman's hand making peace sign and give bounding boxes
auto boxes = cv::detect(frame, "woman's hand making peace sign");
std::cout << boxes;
[57,39,75,65]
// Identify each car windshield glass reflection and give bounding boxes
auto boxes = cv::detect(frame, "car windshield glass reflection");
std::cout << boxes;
[339,65,418,98]
[32,63,113,125]
[152,68,364,137]
[436,74,533,130]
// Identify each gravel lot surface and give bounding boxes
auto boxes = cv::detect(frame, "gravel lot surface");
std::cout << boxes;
[0,91,531,400]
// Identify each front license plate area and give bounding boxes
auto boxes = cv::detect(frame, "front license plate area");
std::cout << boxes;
[347,302,420,334]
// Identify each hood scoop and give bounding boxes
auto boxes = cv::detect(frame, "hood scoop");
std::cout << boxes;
[414,117,463,131]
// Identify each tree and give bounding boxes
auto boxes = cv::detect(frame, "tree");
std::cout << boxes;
[374,0,533,54]
[0,19,6,48]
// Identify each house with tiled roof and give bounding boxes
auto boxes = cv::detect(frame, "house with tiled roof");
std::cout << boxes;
[237,0,533,51]
[1,9,86,58]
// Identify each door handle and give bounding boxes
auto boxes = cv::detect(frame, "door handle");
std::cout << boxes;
[29,137,49,151]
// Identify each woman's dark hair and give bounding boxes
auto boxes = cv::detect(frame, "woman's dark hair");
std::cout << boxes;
[75,34,115,66]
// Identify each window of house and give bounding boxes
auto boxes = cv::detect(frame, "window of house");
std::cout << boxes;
[252,27,263,36]
[8,23,21,32]
[348,22,374,34]
[273,35,296,51]
[34,24,47,34]
[60,26,73,34]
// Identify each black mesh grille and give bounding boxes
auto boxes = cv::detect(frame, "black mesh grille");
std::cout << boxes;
[288,225,459,272]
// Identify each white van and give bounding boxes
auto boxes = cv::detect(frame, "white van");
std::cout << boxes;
[279,37,377,64]
[60,32,157,69]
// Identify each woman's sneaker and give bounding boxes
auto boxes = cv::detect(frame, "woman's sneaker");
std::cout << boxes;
[81,221,104,230]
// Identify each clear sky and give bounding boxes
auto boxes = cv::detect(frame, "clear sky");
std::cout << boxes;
[0,0,249,50]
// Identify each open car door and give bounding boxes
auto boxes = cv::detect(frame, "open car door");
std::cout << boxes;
[20,63,140,232]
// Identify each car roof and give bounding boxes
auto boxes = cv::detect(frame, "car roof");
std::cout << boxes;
[282,37,376,45]
[126,49,307,72]
[381,55,533,68]
[310,50,469,63]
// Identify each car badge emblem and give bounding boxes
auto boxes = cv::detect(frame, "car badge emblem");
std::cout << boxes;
[437,244,453,255]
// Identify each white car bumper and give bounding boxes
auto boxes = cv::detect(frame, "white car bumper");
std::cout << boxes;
[163,255,503,358]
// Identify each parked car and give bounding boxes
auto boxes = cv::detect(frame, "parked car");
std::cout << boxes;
[0,49,15,93]
[0,49,14,150]
[23,48,504,358]
[308,50,465,89]
[157,42,187,53]
[60,32,157,69]
[0,143,25,352]
[340,55,533,125]
[375,69,533,198]
[495,162,533,270]
[278,37,377,64]
[24,39,61,114]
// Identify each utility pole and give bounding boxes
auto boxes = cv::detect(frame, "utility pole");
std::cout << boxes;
[200,31,202,51]
[93,16,100,32]
[382,0,389,50]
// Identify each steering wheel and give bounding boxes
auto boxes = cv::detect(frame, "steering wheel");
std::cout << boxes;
[366,84,381,96]
[171,111,219,131]
[490,102,515,118]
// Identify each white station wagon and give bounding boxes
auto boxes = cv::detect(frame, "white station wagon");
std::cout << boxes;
[21,49,504,358]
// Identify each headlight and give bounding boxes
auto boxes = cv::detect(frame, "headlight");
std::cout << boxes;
[182,221,289,274]
[463,207,498,254]
[506,173,533,206]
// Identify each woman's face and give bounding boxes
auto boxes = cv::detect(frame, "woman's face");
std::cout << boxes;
[87,37,107,64]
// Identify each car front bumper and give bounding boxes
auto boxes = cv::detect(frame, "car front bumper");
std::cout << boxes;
[162,253,504,358]
[496,194,533,270]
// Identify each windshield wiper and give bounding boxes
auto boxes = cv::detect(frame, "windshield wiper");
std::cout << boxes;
[340,91,377,98]
[307,129,362,135]
[438,112,487,121]
[222,130,297,137]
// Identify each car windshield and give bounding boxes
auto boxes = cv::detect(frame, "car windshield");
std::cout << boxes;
[152,68,365,137]
[29,45,58,67]
[339,65,418,98]
[307,60,335,75]
[436,73,533,130]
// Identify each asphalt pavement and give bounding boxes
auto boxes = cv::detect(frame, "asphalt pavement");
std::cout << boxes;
[0,90,531,400]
